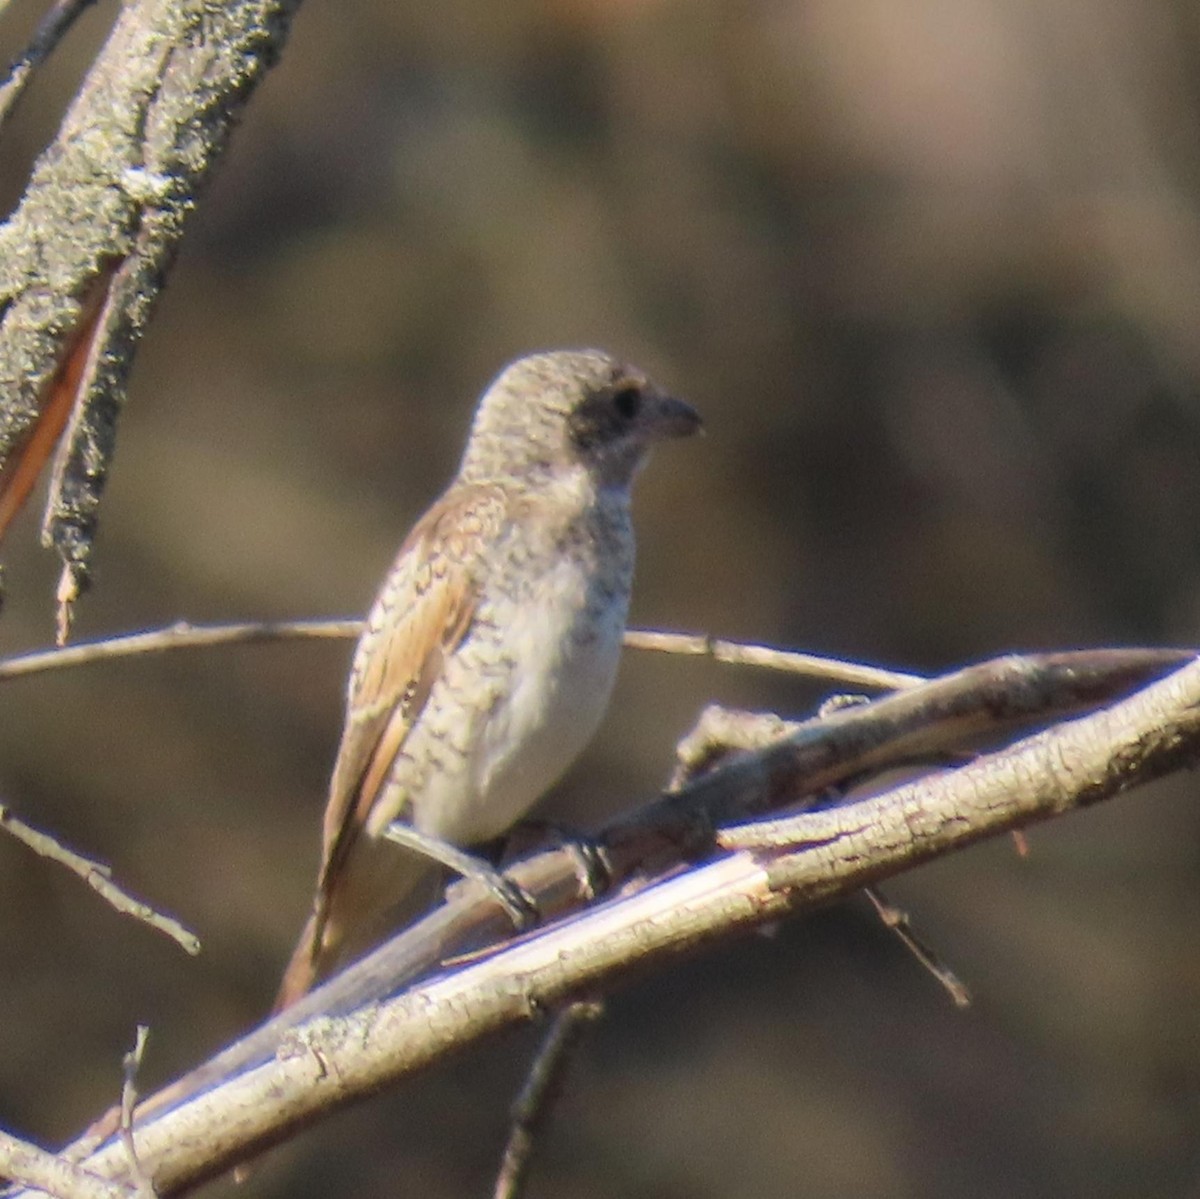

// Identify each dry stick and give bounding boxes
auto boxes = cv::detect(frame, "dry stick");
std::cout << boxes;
[863,887,971,1008]
[0,620,362,682]
[119,1027,155,1199]
[670,706,803,786]
[493,1001,605,1199]
[0,619,910,690]
[0,1129,132,1199]
[0,803,199,955]
[24,654,1200,1197]
[0,0,99,130]
[715,659,1197,855]
[623,629,924,690]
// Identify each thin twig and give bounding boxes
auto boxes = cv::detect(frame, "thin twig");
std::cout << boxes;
[0,1127,132,1199]
[0,618,916,691]
[120,1026,155,1199]
[0,803,199,954]
[622,629,924,690]
[0,619,362,681]
[494,1001,605,1199]
[0,0,99,131]
[863,887,971,1008]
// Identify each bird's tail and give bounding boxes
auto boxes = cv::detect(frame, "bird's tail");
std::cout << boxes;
[273,844,438,1013]
[273,909,324,1013]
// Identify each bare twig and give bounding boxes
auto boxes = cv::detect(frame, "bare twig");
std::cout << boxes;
[0,618,918,689]
[0,0,100,131]
[0,803,199,954]
[494,1001,605,1199]
[119,1027,155,1199]
[863,886,971,1008]
[622,629,924,690]
[0,620,362,681]
[716,661,1200,856]
[0,1128,131,1199]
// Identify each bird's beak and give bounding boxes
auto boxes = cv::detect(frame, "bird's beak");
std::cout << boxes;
[646,391,703,439]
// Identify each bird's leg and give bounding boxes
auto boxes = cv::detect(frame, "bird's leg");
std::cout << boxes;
[383,822,539,930]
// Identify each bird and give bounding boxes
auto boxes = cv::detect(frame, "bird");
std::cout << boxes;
[274,348,701,1010]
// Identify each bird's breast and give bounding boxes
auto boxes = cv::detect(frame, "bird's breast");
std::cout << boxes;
[411,511,633,844]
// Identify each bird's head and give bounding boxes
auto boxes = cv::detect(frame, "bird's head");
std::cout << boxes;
[460,349,701,491]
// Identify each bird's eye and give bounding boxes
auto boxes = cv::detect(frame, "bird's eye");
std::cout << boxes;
[612,386,642,419]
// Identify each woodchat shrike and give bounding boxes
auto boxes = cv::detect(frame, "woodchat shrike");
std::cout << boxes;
[275,349,701,1010]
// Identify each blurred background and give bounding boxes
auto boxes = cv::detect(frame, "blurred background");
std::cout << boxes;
[0,0,1198,1195]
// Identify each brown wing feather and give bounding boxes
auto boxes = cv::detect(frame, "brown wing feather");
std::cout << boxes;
[277,483,507,1008]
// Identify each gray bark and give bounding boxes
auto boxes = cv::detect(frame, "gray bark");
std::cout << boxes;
[0,0,302,609]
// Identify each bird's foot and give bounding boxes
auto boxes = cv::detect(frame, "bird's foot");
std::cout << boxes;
[506,819,611,901]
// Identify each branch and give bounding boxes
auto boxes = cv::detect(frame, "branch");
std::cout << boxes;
[622,629,924,689]
[0,0,99,131]
[0,803,199,954]
[863,886,971,1007]
[118,1028,154,1199]
[0,620,362,682]
[0,1129,130,1199]
[0,615,1182,699]
[23,650,1197,1195]
[493,1001,604,1199]
[0,0,302,620]
[716,655,1200,858]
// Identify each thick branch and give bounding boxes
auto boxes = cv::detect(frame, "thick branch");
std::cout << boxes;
[0,0,301,602]
[25,652,1200,1196]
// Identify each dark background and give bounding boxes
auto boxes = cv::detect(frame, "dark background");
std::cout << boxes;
[0,1,1198,1196]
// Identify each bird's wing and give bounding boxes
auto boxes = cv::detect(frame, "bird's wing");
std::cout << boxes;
[316,482,508,918]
